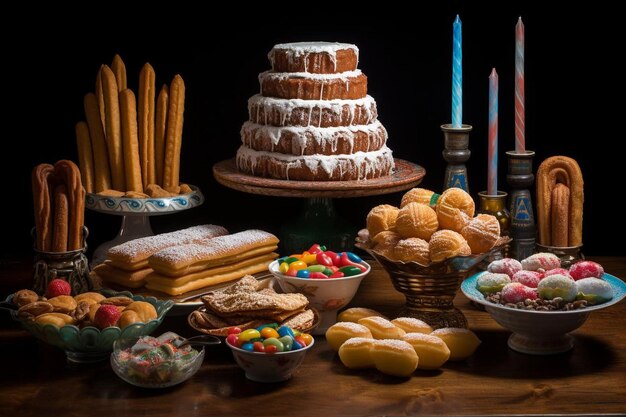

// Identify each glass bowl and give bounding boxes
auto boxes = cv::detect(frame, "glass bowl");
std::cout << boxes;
[462,272,626,354]
[6,291,174,363]
[110,333,204,388]
[268,260,371,335]
[355,236,511,329]
[226,337,315,383]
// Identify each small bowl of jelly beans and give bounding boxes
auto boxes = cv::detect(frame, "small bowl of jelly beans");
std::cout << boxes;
[225,323,315,382]
[269,244,371,335]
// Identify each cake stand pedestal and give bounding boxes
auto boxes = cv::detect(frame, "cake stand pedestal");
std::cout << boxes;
[213,158,425,254]
[85,186,204,267]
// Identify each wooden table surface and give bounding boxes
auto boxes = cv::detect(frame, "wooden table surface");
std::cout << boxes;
[1,256,625,416]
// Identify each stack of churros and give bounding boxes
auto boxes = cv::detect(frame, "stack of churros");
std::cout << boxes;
[32,160,86,252]
[145,230,279,296]
[75,54,190,198]
[92,224,228,289]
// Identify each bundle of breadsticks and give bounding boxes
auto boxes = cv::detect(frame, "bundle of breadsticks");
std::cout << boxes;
[536,156,584,247]
[75,54,190,198]
[92,227,279,297]
[32,160,85,252]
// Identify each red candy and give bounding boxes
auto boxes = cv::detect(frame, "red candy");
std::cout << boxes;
[569,261,604,280]
[543,268,572,279]
[329,272,345,278]
[226,334,240,347]
[324,251,341,266]
[309,272,328,279]
[339,253,367,272]
[253,341,265,352]
[316,252,334,267]
[308,244,324,254]
[227,327,242,335]
[501,282,538,303]
[512,270,543,288]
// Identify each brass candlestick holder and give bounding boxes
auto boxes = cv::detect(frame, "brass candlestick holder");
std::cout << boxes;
[441,124,472,192]
[477,191,511,236]
[506,150,536,260]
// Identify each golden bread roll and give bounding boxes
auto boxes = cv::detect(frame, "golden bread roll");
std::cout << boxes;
[391,317,433,335]
[325,322,373,351]
[395,203,438,240]
[338,337,376,369]
[74,292,106,305]
[400,188,438,208]
[436,188,475,232]
[35,312,75,327]
[429,230,471,263]
[461,214,500,254]
[12,289,39,307]
[358,316,406,340]
[370,339,419,377]
[402,333,451,369]
[430,328,481,361]
[366,204,399,238]
[392,238,430,264]
[371,231,401,257]
[338,307,387,323]
[47,295,77,314]
[122,301,157,322]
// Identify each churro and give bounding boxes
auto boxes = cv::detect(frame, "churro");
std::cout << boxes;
[32,164,55,251]
[75,122,94,193]
[84,93,112,192]
[119,89,143,192]
[101,65,125,190]
[52,185,69,252]
[95,66,106,134]
[111,54,127,91]
[54,160,85,250]
[155,84,168,186]
[139,63,156,188]
[163,75,185,189]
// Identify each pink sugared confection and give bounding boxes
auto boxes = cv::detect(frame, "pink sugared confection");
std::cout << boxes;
[521,252,561,272]
[500,282,538,304]
[512,270,543,288]
[569,261,604,280]
[488,258,522,278]
[543,268,573,279]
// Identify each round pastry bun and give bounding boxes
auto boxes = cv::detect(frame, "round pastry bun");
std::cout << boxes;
[436,188,475,232]
[429,229,471,263]
[395,203,439,240]
[392,238,430,265]
[371,230,402,257]
[400,188,438,208]
[358,316,406,340]
[370,339,419,377]
[462,214,500,254]
[367,204,399,238]
[338,337,376,369]
[338,307,387,323]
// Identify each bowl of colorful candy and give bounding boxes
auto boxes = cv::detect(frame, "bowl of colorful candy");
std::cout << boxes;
[268,244,371,335]
[111,332,208,388]
[462,255,626,354]
[225,324,315,383]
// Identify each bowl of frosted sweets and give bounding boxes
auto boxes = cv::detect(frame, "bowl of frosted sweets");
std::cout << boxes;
[462,254,626,354]
[356,187,510,329]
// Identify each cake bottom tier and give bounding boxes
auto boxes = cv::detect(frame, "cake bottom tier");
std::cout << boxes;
[235,145,395,181]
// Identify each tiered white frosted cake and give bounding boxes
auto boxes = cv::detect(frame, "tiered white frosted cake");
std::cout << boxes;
[236,42,395,181]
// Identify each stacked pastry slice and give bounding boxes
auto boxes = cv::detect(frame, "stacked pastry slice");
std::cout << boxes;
[145,230,279,295]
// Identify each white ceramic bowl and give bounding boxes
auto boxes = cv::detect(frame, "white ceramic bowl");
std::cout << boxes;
[226,338,315,383]
[269,260,371,335]
[462,272,626,354]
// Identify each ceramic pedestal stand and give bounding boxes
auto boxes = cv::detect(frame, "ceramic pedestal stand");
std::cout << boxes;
[506,151,536,260]
[85,186,204,267]
[441,124,472,192]
[213,158,426,254]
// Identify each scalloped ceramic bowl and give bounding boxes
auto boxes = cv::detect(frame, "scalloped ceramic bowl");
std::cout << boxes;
[462,272,626,354]
[269,260,370,335]
[7,291,174,363]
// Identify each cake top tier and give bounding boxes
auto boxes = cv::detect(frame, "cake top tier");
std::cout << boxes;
[269,42,359,74]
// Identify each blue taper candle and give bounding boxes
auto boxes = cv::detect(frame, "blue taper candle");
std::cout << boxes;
[452,15,463,128]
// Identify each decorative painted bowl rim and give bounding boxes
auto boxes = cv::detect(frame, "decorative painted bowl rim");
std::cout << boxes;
[226,336,315,355]
[462,271,626,315]
[85,185,204,216]
[7,290,174,351]
[268,260,371,282]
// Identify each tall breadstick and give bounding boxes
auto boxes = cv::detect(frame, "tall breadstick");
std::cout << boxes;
[101,65,125,191]
[52,185,69,252]
[139,63,156,188]
[163,75,185,189]
[32,164,55,251]
[119,89,143,192]
[155,84,169,186]
[75,122,95,193]
[54,160,85,250]
[111,54,127,92]
[95,66,106,134]
[84,93,112,192]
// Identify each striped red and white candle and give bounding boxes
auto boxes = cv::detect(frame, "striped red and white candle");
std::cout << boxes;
[488,68,499,195]
[515,17,525,152]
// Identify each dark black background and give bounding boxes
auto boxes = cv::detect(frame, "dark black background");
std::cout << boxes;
[1,5,622,258]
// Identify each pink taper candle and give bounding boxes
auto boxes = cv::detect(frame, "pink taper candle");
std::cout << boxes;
[515,17,525,152]
[488,68,499,195]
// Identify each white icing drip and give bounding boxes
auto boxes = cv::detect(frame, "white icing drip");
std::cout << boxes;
[259,69,362,82]
[267,42,359,73]
[236,145,394,180]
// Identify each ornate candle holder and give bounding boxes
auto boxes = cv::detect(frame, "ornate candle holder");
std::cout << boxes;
[441,124,472,192]
[506,150,536,260]
[477,191,511,236]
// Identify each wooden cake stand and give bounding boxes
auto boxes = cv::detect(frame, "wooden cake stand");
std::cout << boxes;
[213,158,425,253]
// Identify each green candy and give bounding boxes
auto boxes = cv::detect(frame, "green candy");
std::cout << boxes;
[339,266,362,276]
[284,257,300,264]
[263,337,285,352]
[307,265,327,273]
[278,336,294,351]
